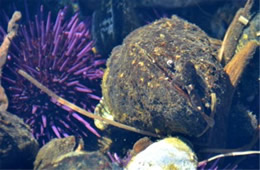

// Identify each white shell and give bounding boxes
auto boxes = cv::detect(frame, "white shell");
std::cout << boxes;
[125,137,197,170]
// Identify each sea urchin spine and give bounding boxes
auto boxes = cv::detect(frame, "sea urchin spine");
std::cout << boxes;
[0,6,105,145]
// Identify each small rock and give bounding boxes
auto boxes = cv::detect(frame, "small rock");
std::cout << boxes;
[34,136,112,170]
[40,151,112,170]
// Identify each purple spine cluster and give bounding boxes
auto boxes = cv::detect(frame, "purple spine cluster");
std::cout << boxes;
[107,152,132,167]
[0,6,105,145]
[198,159,238,170]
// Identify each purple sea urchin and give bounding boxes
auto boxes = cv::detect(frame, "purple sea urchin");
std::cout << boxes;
[0,6,105,145]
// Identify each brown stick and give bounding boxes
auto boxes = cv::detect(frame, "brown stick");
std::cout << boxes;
[18,69,162,138]
[224,41,258,88]
[217,0,254,65]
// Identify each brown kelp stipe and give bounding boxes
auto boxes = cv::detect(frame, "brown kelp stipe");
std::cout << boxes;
[217,0,254,65]
[224,41,258,87]
[18,69,161,138]
[0,11,21,112]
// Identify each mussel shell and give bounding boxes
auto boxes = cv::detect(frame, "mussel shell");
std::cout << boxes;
[102,16,231,138]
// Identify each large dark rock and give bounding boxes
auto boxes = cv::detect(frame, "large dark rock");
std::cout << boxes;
[0,110,39,169]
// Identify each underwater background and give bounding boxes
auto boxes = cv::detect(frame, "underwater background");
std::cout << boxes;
[0,0,259,169]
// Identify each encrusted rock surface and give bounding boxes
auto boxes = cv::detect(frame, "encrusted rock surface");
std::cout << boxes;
[0,110,39,169]
[99,15,232,144]
[34,136,112,170]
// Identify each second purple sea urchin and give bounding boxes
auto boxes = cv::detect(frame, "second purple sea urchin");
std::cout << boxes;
[0,6,105,145]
